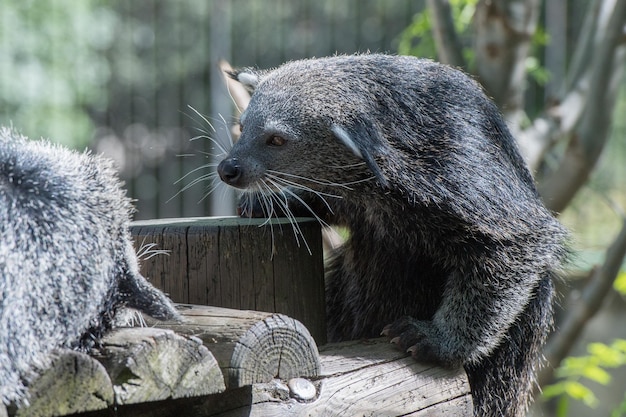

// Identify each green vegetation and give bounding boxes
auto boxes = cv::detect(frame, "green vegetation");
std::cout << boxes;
[0,0,113,148]
[543,272,626,416]
[397,0,477,67]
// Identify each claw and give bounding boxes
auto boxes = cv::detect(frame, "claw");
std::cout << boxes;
[381,324,392,337]
[390,336,401,345]
[407,344,418,355]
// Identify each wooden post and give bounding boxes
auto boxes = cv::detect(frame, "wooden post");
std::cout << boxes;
[131,217,326,344]
[147,304,321,389]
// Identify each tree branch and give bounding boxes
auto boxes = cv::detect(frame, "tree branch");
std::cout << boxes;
[515,0,603,172]
[538,0,626,213]
[426,0,466,68]
[473,0,540,123]
[538,218,626,387]
[563,0,602,93]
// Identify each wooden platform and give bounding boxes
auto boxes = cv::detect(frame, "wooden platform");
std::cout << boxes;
[5,305,472,417]
[4,218,471,416]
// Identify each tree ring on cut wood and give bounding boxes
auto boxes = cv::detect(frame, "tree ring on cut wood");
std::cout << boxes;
[227,313,321,388]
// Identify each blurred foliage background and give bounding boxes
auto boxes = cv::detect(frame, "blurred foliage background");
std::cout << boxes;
[0,0,429,218]
[1,1,625,415]
[1,1,623,256]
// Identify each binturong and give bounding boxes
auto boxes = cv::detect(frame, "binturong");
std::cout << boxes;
[0,127,181,406]
[218,54,568,417]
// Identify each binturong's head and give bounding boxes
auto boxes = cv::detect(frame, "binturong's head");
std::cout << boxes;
[217,55,395,203]
[217,54,521,221]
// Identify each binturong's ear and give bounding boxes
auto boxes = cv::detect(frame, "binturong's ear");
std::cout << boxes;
[226,68,264,93]
[331,122,389,188]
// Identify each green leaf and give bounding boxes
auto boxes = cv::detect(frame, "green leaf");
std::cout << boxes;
[581,364,611,385]
[588,342,626,367]
[556,356,593,378]
[612,339,626,354]
[564,381,598,408]
[542,382,567,400]
[614,270,626,295]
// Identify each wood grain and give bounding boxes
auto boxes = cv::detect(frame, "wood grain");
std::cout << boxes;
[131,216,326,344]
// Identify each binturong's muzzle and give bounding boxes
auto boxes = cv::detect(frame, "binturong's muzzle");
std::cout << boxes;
[217,157,243,188]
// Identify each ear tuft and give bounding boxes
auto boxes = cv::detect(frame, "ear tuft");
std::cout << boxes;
[227,68,261,92]
[331,123,389,188]
[331,125,363,159]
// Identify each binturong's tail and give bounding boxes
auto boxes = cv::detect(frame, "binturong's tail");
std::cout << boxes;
[120,272,182,322]
[119,241,182,322]
[465,272,555,417]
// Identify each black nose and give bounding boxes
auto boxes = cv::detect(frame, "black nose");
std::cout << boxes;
[217,158,242,186]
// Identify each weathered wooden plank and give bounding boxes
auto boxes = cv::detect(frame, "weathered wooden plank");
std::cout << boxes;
[162,225,189,303]
[274,218,326,345]
[218,223,243,309]
[93,327,224,405]
[149,304,321,389]
[14,349,113,417]
[238,223,274,311]
[131,217,326,344]
[189,223,221,305]
[406,395,473,416]
[311,349,468,416]
[163,338,472,417]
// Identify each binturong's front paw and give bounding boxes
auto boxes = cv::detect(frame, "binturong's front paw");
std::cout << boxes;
[381,316,463,369]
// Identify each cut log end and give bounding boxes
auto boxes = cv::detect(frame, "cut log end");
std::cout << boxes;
[149,305,321,389]
[94,327,225,405]
[15,349,113,417]
[228,313,321,387]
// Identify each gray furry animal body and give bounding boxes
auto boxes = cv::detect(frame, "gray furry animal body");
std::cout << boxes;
[0,128,180,406]
[218,54,567,417]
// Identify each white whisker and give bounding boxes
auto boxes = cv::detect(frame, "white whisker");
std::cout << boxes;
[266,174,336,217]
[267,169,375,189]
[328,161,367,169]
[174,163,218,185]
[266,173,342,199]
[266,170,355,190]
[199,177,224,203]
[189,133,229,156]
[136,240,170,260]
[277,183,332,230]
[187,105,217,133]
[255,183,279,258]
[218,113,236,148]
[264,178,312,255]
[267,174,336,214]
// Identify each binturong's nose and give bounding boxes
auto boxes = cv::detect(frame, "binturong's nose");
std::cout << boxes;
[217,157,242,187]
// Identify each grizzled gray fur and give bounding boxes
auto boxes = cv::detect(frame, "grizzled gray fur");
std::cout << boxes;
[218,54,567,417]
[0,128,180,406]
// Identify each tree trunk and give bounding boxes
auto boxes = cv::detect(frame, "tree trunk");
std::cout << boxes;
[473,0,540,125]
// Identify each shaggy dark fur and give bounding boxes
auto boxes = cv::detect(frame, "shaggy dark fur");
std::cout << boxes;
[218,54,567,417]
[0,128,180,406]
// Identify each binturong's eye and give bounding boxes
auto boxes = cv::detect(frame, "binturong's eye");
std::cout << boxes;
[267,135,286,147]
